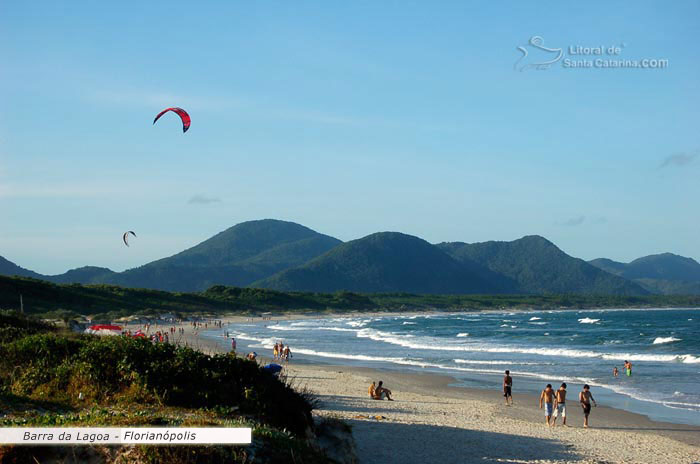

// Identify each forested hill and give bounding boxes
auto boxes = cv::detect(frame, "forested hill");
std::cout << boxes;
[438,235,648,295]
[589,253,700,294]
[2,275,698,320]
[3,219,699,295]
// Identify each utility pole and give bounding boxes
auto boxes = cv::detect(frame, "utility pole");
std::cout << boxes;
[20,294,24,314]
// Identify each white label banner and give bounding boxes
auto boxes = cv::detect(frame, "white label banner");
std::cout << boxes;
[0,427,252,445]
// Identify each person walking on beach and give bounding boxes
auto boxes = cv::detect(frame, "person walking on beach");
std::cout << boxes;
[552,383,567,427]
[231,337,236,353]
[579,384,597,428]
[503,370,513,406]
[539,384,554,426]
[273,343,279,361]
[282,346,291,363]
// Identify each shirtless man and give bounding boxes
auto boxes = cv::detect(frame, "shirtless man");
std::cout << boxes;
[503,370,513,406]
[579,384,597,428]
[552,383,567,427]
[374,381,394,401]
[539,384,554,426]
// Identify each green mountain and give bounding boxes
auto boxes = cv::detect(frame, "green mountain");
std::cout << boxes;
[3,221,675,296]
[0,256,116,285]
[48,266,116,284]
[104,219,342,291]
[0,220,341,292]
[438,235,648,295]
[254,232,512,294]
[589,253,700,294]
[0,256,42,279]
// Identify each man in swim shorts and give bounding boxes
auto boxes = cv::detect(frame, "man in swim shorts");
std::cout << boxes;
[503,370,513,406]
[579,384,597,428]
[552,383,567,427]
[539,384,554,426]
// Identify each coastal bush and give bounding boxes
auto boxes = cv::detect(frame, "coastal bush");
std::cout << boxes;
[0,310,55,343]
[0,333,313,436]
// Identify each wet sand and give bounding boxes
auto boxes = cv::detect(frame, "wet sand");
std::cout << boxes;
[124,315,700,463]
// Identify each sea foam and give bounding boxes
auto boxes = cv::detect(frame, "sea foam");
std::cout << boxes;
[653,337,681,345]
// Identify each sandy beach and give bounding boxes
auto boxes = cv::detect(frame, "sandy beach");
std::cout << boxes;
[124,316,700,464]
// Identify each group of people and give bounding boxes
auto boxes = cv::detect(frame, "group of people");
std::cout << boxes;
[503,370,598,428]
[368,381,394,401]
[149,330,169,344]
[272,342,292,362]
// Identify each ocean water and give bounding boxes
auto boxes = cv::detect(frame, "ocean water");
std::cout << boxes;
[205,309,700,425]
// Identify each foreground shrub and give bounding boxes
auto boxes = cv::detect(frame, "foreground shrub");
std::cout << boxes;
[0,335,313,436]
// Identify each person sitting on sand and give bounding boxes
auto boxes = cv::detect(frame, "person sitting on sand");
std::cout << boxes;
[503,370,513,406]
[579,384,597,428]
[374,381,394,401]
[552,383,567,427]
[368,381,376,398]
[539,384,554,426]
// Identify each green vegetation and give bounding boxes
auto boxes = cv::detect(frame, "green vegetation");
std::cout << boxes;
[438,235,647,295]
[0,311,331,464]
[590,253,700,295]
[2,275,699,320]
[255,232,506,294]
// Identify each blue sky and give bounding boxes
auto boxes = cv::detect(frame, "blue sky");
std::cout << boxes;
[1,1,698,274]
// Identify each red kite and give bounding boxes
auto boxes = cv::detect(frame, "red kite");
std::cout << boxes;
[153,107,191,133]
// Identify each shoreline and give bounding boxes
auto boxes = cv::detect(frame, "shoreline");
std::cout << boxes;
[286,362,700,463]
[123,311,700,430]
[123,313,700,462]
